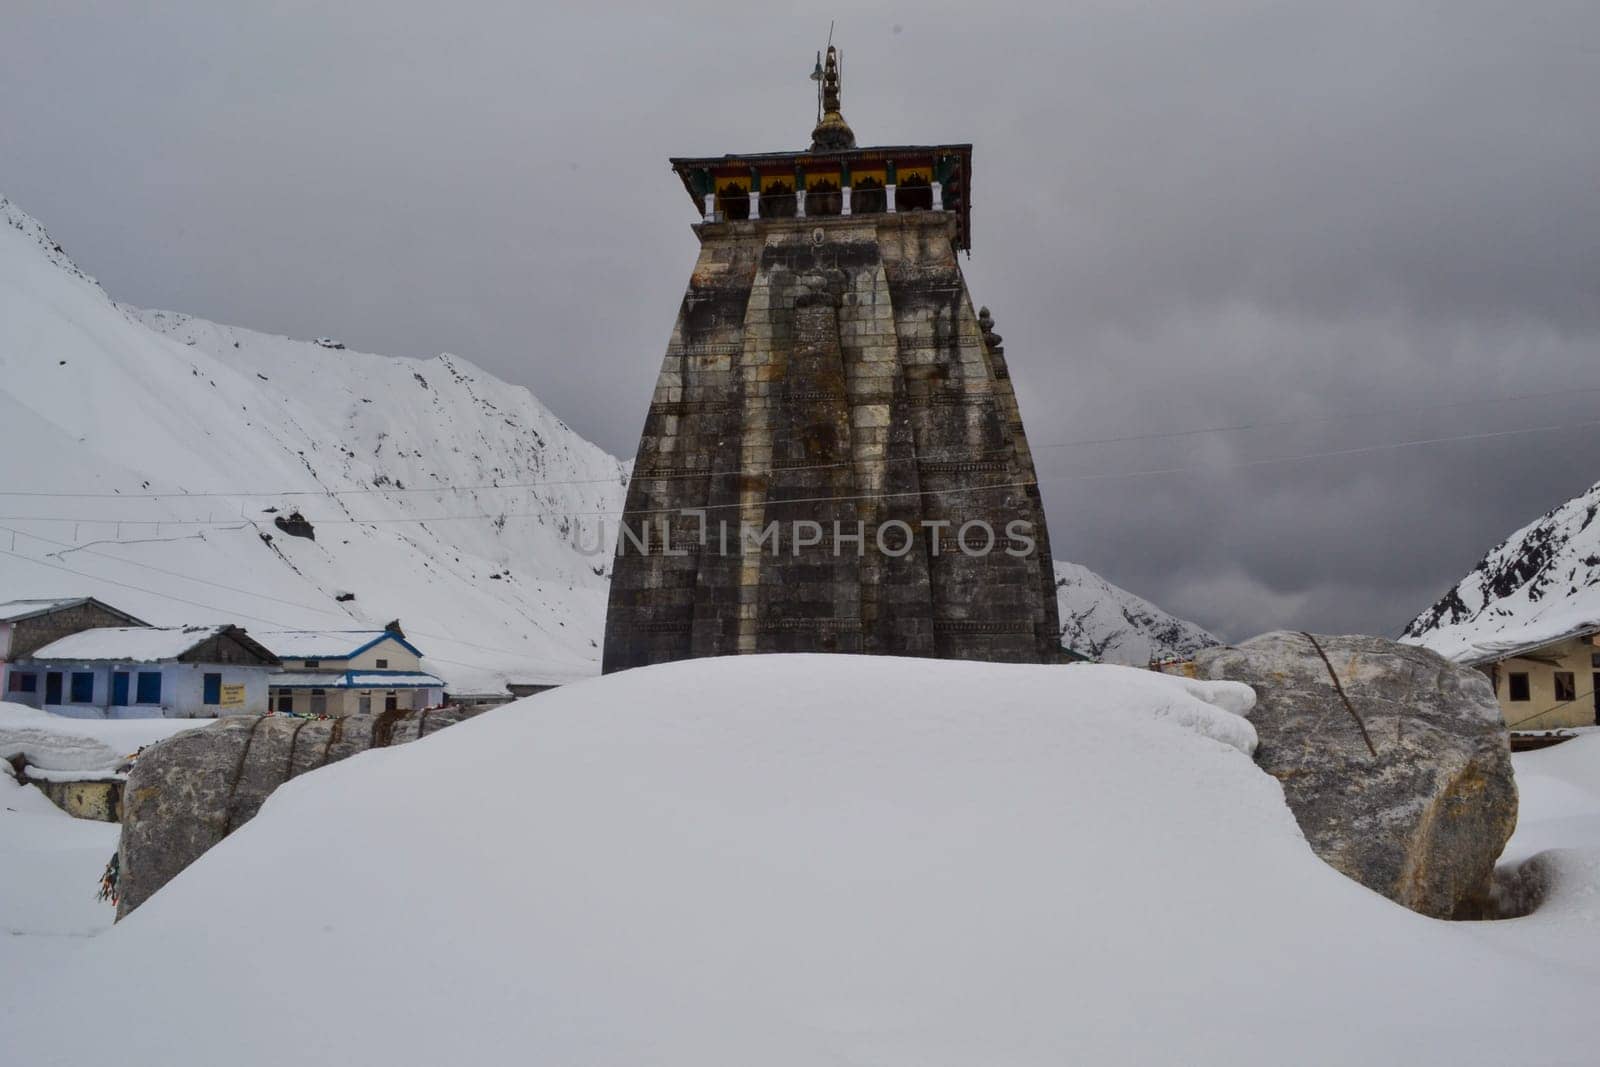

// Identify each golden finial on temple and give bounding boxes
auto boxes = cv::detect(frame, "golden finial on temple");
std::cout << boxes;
[810,43,855,150]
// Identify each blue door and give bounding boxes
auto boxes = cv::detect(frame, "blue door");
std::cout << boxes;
[112,672,130,706]
[44,672,62,704]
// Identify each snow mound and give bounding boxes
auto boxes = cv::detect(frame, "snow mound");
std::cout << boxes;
[10,655,1600,1065]
[0,766,119,944]
[0,702,205,773]
[1054,560,1219,663]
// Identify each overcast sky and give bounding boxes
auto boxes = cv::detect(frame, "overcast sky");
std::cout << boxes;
[4,2,1597,641]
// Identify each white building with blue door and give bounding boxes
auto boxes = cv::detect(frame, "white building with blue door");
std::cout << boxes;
[10,625,280,719]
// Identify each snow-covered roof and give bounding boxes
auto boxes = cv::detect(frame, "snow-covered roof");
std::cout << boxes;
[29,626,229,663]
[0,598,86,622]
[1409,613,1600,666]
[269,670,444,689]
[0,597,143,625]
[252,629,420,659]
[348,672,443,688]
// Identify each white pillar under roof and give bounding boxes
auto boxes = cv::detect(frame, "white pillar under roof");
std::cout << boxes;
[841,186,852,216]
[703,193,715,218]
[748,187,760,220]
[885,184,896,213]
[931,181,943,210]
[796,188,807,218]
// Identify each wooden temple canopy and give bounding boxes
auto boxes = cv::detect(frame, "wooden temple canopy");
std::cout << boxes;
[669,143,976,251]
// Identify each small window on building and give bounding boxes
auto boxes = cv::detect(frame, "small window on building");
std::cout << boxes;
[203,672,222,704]
[304,659,321,669]
[1508,672,1531,702]
[70,671,94,703]
[275,690,294,714]
[8,672,36,693]
[384,692,398,712]
[310,688,327,716]
[1591,652,1600,668]
[375,658,388,669]
[358,692,372,715]
[1555,671,1577,702]
[136,671,162,704]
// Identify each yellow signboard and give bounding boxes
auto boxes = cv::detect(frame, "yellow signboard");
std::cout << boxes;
[219,683,247,708]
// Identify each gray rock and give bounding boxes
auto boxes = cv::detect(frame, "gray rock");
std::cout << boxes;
[1193,632,1517,919]
[117,707,482,919]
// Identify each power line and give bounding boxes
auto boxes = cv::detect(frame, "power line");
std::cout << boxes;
[1505,685,1599,731]
[1032,383,1600,452]
[0,415,1594,529]
[0,534,588,675]
[1042,418,1600,485]
[3,381,1598,502]
[0,477,1045,527]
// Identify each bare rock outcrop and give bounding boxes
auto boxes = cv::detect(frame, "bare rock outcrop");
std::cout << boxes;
[1193,632,1517,918]
[117,708,482,919]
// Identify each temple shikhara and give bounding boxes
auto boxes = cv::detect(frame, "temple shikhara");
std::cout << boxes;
[603,43,1062,672]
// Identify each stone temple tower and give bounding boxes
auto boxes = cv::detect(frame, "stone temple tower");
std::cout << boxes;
[603,44,1062,672]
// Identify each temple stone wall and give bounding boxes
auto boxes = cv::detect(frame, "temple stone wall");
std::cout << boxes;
[603,211,1060,672]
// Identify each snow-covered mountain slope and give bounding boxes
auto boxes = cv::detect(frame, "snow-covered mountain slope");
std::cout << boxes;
[0,194,627,691]
[1403,479,1600,662]
[1055,561,1219,663]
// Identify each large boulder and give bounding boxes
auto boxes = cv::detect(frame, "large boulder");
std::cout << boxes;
[1193,632,1516,918]
[117,707,484,919]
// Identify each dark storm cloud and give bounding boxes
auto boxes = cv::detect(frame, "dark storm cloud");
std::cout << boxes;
[3,2,1597,640]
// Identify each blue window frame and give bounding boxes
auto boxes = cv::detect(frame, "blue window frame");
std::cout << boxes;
[112,672,130,706]
[135,671,162,704]
[203,673,222,704]
[7,671,36,693]
[45,672,62,704]
[70,671,94,703]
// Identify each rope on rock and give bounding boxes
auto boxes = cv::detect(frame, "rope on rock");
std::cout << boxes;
[371,707,405,749]
[282,715,313,783]
[220,715,270,836]
[318,715,346,770]
[1301,631,1378,758]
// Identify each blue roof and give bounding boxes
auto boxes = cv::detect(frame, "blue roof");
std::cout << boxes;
[252,629,424,660]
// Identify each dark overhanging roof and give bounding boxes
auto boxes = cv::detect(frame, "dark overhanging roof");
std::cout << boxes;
[669,142,975,251]
[668,143,973,166]
[0,596,148,627]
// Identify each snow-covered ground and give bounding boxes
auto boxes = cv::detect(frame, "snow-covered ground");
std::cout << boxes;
[2,655,1599,1065]
[0,766,118,976]
[0,702,206,775]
